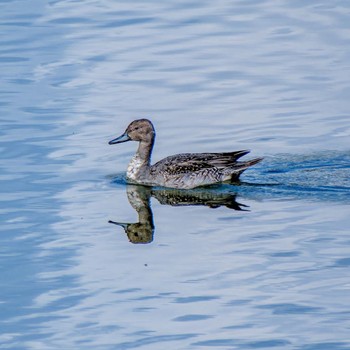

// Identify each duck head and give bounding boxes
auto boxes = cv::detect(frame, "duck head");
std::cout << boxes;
[108,119,155,145]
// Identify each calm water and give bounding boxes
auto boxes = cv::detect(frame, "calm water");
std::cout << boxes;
[1,0,350,349]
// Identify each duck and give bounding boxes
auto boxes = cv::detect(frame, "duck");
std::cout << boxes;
[108,119,262,189]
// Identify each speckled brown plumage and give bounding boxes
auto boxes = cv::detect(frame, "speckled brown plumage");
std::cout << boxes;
[109,119,263,189]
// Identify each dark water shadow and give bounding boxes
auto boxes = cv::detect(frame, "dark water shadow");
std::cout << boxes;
[225,151,350,203]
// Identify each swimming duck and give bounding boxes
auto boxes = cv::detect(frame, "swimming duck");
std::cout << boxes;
[109,119,262,189]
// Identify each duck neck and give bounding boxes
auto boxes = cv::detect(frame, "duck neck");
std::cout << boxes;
[136,139,154,166]
[127,139,154,181]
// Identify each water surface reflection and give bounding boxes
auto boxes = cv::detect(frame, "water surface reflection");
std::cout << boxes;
[109,184,248,244]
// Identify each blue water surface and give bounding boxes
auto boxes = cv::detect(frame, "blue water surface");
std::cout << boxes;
[1,0,350,349]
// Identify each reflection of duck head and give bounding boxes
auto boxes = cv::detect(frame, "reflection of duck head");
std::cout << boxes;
[109,184,248,244]
[109,221,154,244]
[109,185,154,244]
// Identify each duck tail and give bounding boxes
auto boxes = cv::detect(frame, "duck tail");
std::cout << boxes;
[242,157,264,168]
[229,157,263,182]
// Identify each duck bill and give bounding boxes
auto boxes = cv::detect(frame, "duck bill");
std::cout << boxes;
[108,132,131,145]
[108,220,129,230]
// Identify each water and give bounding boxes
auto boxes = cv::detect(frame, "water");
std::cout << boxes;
[1,0,350,349]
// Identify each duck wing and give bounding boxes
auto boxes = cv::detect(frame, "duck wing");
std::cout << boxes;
[151,150,250,175]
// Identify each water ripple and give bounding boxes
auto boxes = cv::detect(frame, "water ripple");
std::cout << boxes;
[1,0,350,349]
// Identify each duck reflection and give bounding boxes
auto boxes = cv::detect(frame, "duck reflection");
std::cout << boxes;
[109,184,248,244]
[109,185,154,244]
